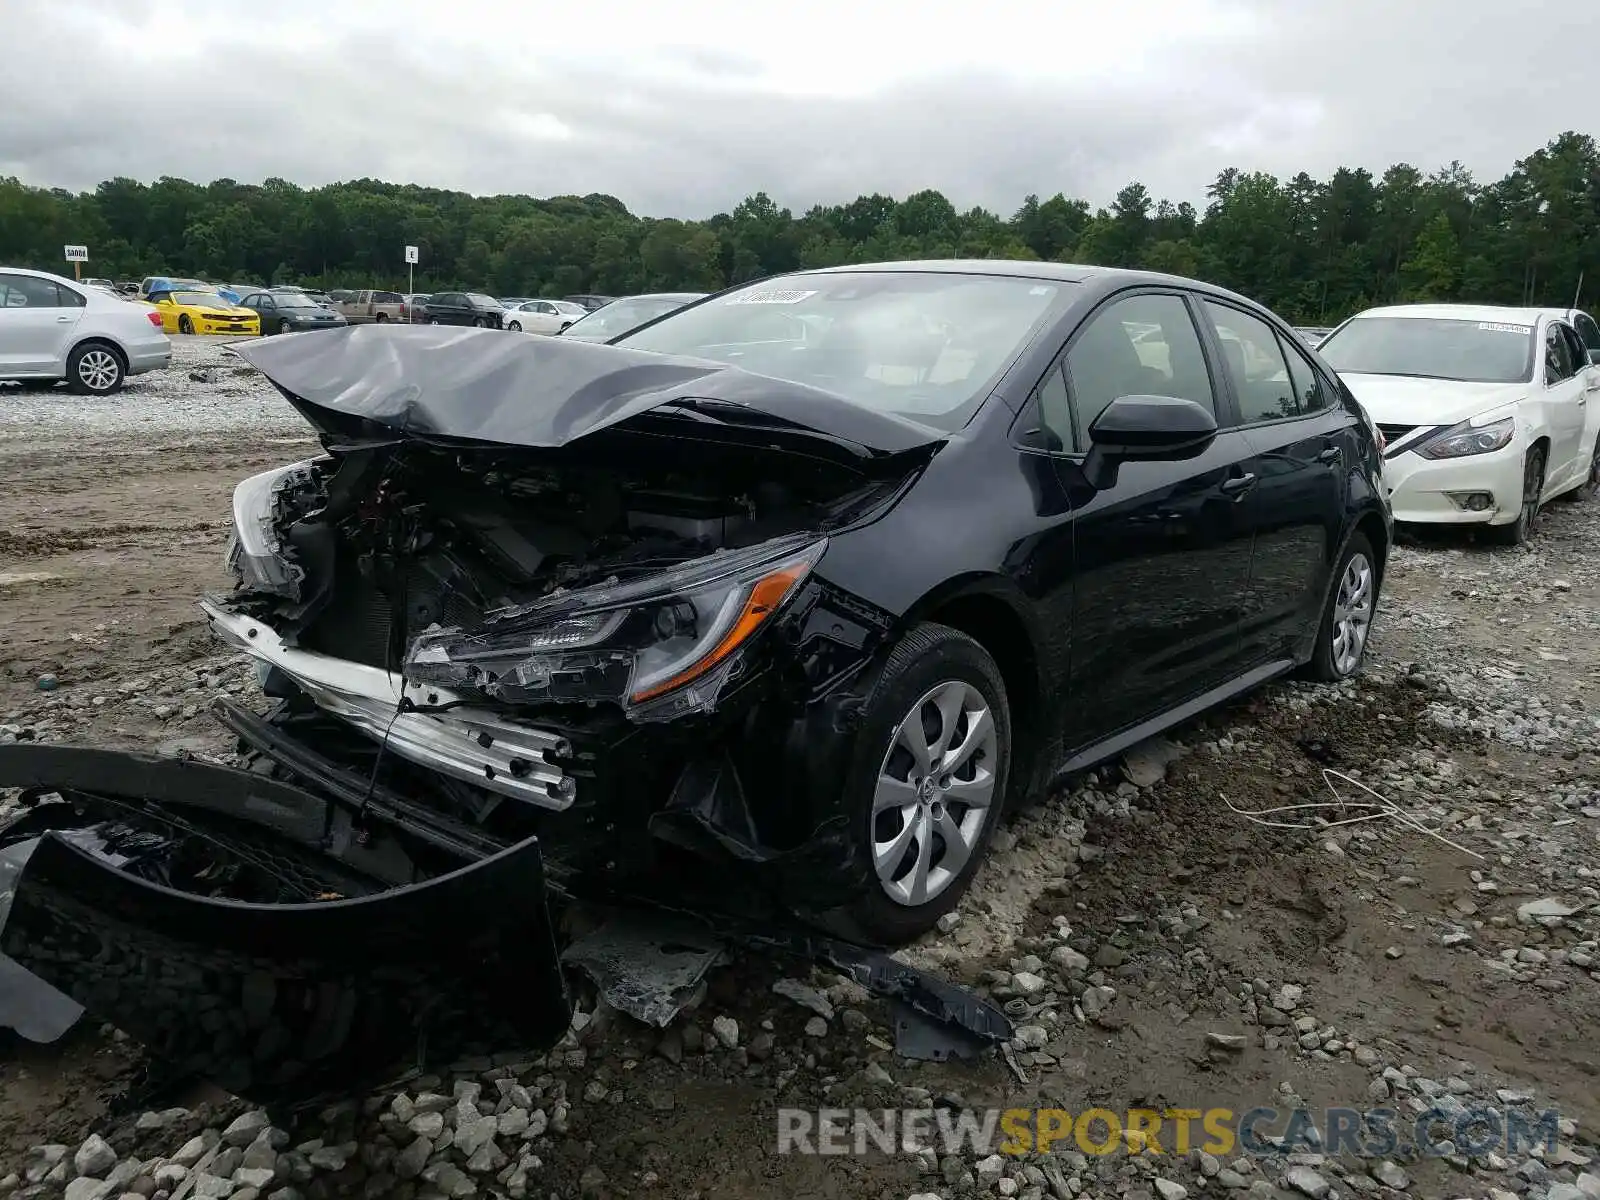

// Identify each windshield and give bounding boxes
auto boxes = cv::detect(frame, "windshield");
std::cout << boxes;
[468,294,500,306]
[552,300,587,316]
[173,292,230,306]
[274,293,321,309]
[564,296,701,341]
[1319,316,1535,384]
[615,272,1070,426]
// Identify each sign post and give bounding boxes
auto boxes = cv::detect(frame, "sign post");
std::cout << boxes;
[404,245,419,321]
[64,245,88,281]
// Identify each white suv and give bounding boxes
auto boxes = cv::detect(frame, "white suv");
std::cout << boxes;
[0,268,172,394]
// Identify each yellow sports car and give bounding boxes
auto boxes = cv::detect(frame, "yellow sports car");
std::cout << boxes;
[152,290,261,336]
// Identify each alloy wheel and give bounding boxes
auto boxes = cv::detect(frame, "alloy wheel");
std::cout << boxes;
[76,349,119,392]
[871,679,998,907]
[1517,451,1545,539]
[1330,552,1374,676]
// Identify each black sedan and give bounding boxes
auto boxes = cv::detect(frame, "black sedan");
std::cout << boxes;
[237,290,347,334]
[0,264,1390,1103]
[421,291,505,328]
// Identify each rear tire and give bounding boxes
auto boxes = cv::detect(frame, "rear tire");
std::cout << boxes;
[66,343,124,395]
[426,316,439,325]
[1307,532,1377,681]
[374,313,388,323]
[1569,435,1600,502]
[1486,446,1545,545]
[823,622,1011,946]
[278,319,292,335]
[471,317,485,328]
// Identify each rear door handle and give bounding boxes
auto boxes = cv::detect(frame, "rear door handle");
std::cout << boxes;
[1220,473,1257,497]
[56,315,73,323]
[1317,447,1342,463]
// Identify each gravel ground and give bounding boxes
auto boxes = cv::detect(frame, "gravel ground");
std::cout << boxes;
[1,337,1597,1200]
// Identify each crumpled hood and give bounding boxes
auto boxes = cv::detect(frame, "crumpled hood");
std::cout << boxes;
[1337,373,1528,427]
[234,323,947,456]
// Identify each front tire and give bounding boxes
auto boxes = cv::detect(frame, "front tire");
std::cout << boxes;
[66,343,124,395]
[178,315,193,334]
[828,623,1011,945]
[278,319,292,335]
[1486,446,1546,545]
[426,316,439,325]
[508,320,522,332]
[471,317,485,328]
[1307,532,1377,681]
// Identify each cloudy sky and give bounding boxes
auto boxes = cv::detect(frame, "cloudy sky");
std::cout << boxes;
[3,0,1592,217]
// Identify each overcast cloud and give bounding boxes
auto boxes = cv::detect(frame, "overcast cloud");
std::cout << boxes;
[2,0,1593,217]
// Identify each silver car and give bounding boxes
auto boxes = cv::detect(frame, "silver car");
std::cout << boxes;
[503,299,589,334]
[0,267,171,394]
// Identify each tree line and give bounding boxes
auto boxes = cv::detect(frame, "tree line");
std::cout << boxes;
[1,130,1596,324]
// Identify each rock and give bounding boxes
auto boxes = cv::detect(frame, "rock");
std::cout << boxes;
[305,1145,349,1173]
[497,1108,529,1139]
[238,1134,278,1175]
[222,1112,272,1149]
[1496,1089,1532,1105]
[525,1109,549,1139]
[1284,1166,1331,1198]
[907,1194,946,1200]
[804,1016,828,1038]
[1123,736,1183,786]
[1549,1187,1587,1200]
[1154,1180,1188,1200]
[389,1094,415,1125]
[1012,971,1048,995]
[153,1166,188,1191]
[394,1136,432,1181]
[1517,898,1578,924]
[412,1092,451,1114]
[711,1015,740,1048]
[1080,985,1115,1016]
[453,1117,498,1158]
[1206,1032,1247,1052]
[974,1155,1006,1183]
[748,1031,775,1062]
[64,1181,113,1200]
[173,1138,209,1169]
[423,1162,477,1198]
[772,979,834,1020]
[1216,1169,1251,1189]
[231,1170,276,1192]
[408,1113,445,1140]
[578,1164,607,1198]
[37,674,58,691]
[464,1143,498,1174]
[191,1177,234,1199]
[655,1028,683,1064]
[1576,1173,1600,1200]
[1441,931,1473,947]
[1273,984,1304,1011]
[1050,946,1090,972]
[75,1136,118,1178]
[1371,1161,1409,1189]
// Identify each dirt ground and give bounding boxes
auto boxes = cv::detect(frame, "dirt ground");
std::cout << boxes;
[0,339,1596,1200]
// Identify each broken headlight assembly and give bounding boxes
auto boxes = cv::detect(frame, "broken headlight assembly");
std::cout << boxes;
[226,459,320,598]
[405,535,827,720]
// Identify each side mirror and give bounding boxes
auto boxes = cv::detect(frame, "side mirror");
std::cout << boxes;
[1081,395,1218,491]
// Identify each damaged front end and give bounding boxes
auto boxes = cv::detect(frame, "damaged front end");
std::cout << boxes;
[0,329,1016,1104]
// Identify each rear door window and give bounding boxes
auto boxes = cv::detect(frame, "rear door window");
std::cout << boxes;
[1203,302,1297,424]
[0,274,70,309]
[1574,312,1600,361]
[1545,324,1576,383]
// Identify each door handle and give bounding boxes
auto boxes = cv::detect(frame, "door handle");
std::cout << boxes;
[1316,446,1342,463]
[56,315,73,323]
[1220,473,1257,497]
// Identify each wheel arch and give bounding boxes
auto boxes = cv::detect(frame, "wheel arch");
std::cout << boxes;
[69,336,128,373]
[895,575,1048,803]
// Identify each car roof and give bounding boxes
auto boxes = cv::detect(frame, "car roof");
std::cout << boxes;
[1351,302,1552,325]
[0,266,80,285]
[783,258,1280,311]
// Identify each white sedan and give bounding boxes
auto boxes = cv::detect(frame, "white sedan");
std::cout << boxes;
[0,267,172,394]
[1318,303,1600,544]
[503,299,589,334]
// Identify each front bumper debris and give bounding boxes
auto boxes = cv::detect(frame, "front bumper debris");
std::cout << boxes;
[204,599,576,810]
[0,737,1013,1107]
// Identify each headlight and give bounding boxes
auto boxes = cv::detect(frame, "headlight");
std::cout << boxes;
[1417,416,1515,460]
[406,535,827,720]
[226,460,318,597]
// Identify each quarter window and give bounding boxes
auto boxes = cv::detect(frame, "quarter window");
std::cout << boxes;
[1277,333,1329,414]
[1558,323,1588,374]
[1203,302,1296,424]
[1063,293,1216,449]
[1032,364,1072,451]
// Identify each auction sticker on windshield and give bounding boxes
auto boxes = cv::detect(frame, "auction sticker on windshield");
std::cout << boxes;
[725,289,818,304]
[1477,322,1533,334]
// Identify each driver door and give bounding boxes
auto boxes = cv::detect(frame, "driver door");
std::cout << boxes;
[1542,322,1586,491]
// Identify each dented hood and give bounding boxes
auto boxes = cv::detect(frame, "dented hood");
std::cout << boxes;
[234,323,947,456]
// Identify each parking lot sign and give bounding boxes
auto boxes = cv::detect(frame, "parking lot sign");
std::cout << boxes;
[63,245,88,280]
[404,245,419,264]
